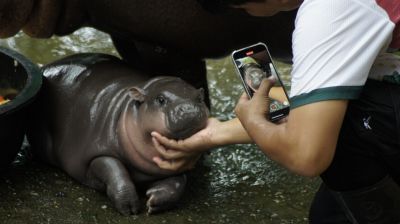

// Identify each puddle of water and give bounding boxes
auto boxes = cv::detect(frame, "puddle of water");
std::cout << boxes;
[0,28,319,223]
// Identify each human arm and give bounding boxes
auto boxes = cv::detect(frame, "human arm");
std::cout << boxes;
[151,85,285,154]
[153,0,393,173]
[152,117,252,153]
[235,0,393,176]
[152,80,346,176]
[151,116,253,171]
[235,78,347,177]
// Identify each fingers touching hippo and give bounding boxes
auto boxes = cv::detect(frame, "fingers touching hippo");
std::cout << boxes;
[0,0,86,38]
[29,54,209,215]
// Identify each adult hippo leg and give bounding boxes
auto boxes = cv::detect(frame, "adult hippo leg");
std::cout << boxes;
[54,0,87,36]
[146,175,187,214]
[112,37,210,107]
[22,0,63,38]
[0,0,34,38]
[86,156,141,215]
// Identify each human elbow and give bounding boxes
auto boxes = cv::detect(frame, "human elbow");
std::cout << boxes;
[291,162,325,178]
[288,150,332,178]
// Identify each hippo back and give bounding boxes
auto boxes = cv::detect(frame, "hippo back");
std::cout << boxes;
[27,54,150,180]
[85,0,295,60]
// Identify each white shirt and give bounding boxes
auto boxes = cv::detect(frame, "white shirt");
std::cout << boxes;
[289,0,395,108]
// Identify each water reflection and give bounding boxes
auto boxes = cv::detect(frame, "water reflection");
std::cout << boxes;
[0,28,118,65]
[0,28,319,223]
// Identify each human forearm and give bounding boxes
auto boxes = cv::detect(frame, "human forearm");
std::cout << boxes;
[211,117,253,146]
[241,100,347,177]
[150,117,252,171]
[151,117,252,154]
[235,79,348,177]
[241,117,305,174]
[242,116,318,176]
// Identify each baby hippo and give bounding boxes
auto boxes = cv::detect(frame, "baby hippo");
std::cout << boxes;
[27,53,209,215]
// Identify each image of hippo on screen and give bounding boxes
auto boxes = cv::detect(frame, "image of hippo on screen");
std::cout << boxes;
[27,53,209,215]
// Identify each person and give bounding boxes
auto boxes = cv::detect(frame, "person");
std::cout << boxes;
[151,0,400,223]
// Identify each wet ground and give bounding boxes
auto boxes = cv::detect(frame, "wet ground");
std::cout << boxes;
[1,146,318,224]
[0,28,320,223]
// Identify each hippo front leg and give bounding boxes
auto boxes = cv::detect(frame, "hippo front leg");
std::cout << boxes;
[86,156,141,215]
[146,174,187,214]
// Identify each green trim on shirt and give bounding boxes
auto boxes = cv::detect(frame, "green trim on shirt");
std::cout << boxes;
[290,86,363,109]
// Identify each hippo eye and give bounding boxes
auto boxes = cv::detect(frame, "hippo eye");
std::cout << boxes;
[155,95,167,106]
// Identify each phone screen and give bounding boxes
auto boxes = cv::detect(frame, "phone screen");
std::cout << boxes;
[232,43,290,121]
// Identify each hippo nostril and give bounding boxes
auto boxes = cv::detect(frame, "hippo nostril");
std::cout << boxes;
[169,103,203,123]
[166,103,208,139]
[175,104,197,115]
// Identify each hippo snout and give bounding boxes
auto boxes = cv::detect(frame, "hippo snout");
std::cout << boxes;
[175,104,198,117]
[166,102,208,139]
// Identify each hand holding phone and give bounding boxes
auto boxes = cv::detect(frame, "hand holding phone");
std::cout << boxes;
[231,42,290,122]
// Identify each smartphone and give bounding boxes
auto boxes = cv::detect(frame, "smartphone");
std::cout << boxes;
[231,42,290,122]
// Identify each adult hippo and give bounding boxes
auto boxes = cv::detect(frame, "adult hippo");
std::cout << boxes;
[0,0,294,58]
[27,53,209,215]
[0,0,295,105]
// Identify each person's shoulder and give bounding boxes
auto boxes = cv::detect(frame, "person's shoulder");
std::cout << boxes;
[297,0,392,26]
[300,0,389,16]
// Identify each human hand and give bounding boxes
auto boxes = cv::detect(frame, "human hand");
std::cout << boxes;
[151,137,201,172]
[235,78,274,125]
[151,118,221,171]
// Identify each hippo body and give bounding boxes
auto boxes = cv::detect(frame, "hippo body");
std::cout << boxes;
[27,53,209,215]
[0,0,295,89]
[84,0,295,59]
[1,0,295,107]
[0,0,295,59]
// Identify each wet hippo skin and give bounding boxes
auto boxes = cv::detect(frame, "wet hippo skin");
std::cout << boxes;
[0,0,295,104]
[0,0,294,59]
[27,53,209,215]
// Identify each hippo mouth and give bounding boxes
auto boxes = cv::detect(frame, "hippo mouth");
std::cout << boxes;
[167,123,205,140]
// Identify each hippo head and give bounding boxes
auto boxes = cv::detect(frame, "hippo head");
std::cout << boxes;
[130,77,209,140]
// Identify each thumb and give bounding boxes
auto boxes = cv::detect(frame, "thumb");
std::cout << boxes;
[237,91,250,104]
[253,78,274,101]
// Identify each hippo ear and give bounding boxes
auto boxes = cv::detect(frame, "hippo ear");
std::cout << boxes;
[198,88,205,101]
[198,87,205,95]
[129,87,146,102]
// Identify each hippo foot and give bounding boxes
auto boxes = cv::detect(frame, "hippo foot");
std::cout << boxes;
[87,157,142,216]
[145,187,176,214]
[145,175,187,214]
[108,183,141,215]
